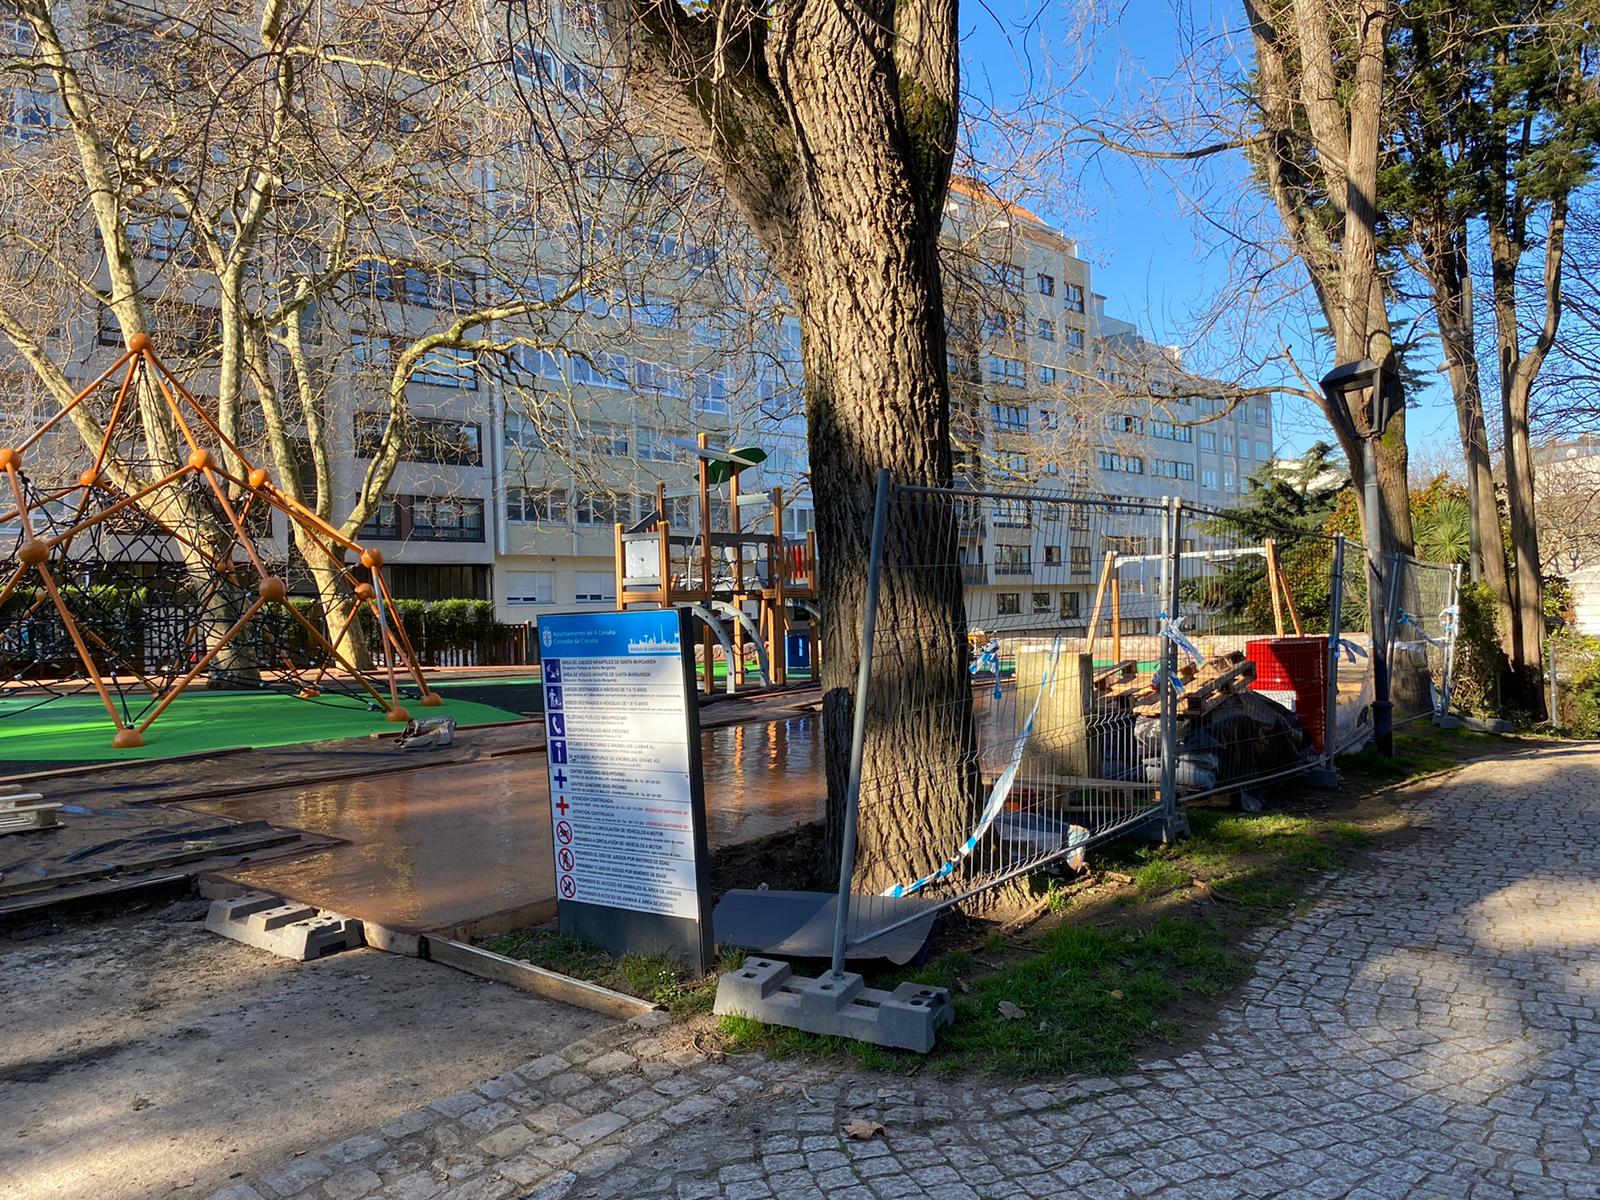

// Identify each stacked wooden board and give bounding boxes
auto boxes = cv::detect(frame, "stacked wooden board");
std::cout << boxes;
[0,791,62,835]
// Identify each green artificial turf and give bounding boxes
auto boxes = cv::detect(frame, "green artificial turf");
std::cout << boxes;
[0,688,521,761]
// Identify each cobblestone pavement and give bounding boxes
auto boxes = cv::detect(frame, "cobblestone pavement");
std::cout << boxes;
[213,747,1600,1200]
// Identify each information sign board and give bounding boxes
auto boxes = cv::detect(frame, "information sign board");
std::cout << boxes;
[535,607,713,971]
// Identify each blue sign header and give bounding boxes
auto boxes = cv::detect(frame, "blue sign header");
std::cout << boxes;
[537,609,685,660]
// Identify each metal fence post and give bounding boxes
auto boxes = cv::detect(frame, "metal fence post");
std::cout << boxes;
[1323,533,1346,772]
[828,468,892,979]
[1158,497,1186,840]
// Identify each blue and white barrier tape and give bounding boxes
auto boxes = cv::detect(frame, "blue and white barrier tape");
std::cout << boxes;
[885,635,1064,898]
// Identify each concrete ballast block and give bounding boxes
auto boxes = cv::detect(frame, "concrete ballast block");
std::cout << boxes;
[206,890,364,961]
[713,958,953,1053]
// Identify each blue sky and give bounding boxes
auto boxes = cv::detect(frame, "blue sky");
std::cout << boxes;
[958,0,1465,469]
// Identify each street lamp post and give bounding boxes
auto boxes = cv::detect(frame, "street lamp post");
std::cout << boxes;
[1321,358,1400,757]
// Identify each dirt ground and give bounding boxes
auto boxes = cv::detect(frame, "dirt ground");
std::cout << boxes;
[0,900,611,1200]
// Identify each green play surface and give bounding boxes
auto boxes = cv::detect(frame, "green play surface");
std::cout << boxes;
[0,689,522,762]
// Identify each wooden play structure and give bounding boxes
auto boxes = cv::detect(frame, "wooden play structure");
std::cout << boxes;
[0,334,440,748]
[613,434,818,693]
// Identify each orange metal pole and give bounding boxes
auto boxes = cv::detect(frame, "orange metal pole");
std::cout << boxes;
[137,595,269,734]
[282,599,395,713]
[18,345,140,453]
[33,562,131,735]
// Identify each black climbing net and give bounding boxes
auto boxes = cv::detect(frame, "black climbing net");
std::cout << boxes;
[0,465,402,729]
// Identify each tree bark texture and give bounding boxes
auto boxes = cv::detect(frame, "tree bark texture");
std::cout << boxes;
[1416,218,1515,653]
[597,0,979,892]
[1244,0,1416,558]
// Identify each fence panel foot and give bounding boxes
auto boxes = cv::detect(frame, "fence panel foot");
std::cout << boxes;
[713,958,953,1053]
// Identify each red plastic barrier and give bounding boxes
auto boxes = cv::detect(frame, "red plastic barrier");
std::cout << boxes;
[1245,636,1329,752]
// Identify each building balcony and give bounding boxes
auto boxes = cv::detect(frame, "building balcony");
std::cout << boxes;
[961,563,989,585]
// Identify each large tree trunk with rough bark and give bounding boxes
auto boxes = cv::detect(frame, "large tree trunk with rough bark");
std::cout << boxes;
[596,0,977,890]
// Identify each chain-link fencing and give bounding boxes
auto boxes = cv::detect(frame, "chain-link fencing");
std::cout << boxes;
[829,475,1443,964]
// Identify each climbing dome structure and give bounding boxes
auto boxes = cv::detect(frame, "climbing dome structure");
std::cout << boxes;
[0,334,440,748]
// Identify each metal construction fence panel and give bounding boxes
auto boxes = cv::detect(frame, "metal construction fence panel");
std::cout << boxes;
[831,476,1443,960]
[835,485,1174,954]
[1388,554,1461,726]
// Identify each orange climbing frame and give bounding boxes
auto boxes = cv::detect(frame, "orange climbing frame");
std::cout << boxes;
[0,333,441,748]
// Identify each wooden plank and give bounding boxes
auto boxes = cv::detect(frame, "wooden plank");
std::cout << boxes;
[1016,648,1095,779]
[1085,551,1114,658]
[1265,538,1285,637]
[423,935,660,1022]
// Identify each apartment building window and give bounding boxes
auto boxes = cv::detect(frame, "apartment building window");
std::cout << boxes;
[506,571,555,605]
[636,427,682,463]
[1120,616,1149,635]
[1108,414,1145,434]
[1063,283,1085,313]
[1067,507,1090,531]
[1202,468,1218,490]
[635,359,685,398]
[1099,451,1144,474]
[354,413,482,466]
[414,346,477,389]
[359,495,484,542]
[994,499,1029,528]
[1199,431,1216,451]
[633,296,678,327]
[579,421,629,457]
[986,356,1026,388]
[1256,440,1271,460]
[102,302,218,356]
[1,85,53,143]
[1222,434,1234,453]
[990,403,1029,432]
[1039,408,1059,430]
[993,451,1028,479]
[1037,319,1056,343]
[574,571,616,603]
[506,485,569,524]
[996,592,1021,616]
[1175,461,1195,481]
[1066,328,1085,349]
[1060,591,1082,618]
[1037,273,1055,296]
[1224,469,1236,490]
[1032,591,1052,614]
[691,370,729,415]
[505,410,564,451]
[1151,420,1193,443]
[1037,366,1059,386]
[570,351,629,389]
[411,497,484,541]
[1253,405,1268,426]
[1070,546,1091,575]
[947,351,980,383]
[1044,545,1061,565]
[575,490,625,526]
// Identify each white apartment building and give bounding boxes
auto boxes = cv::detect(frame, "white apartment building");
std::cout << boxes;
[0,9,1266,633]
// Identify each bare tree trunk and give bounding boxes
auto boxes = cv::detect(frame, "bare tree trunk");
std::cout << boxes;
[1420,220,1516,649]
[597,0,977,888]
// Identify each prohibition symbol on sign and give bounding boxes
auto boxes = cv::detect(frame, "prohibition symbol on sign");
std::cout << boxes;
[555,820,573,845]
[558,847,575,872]
[559,874,576,898]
